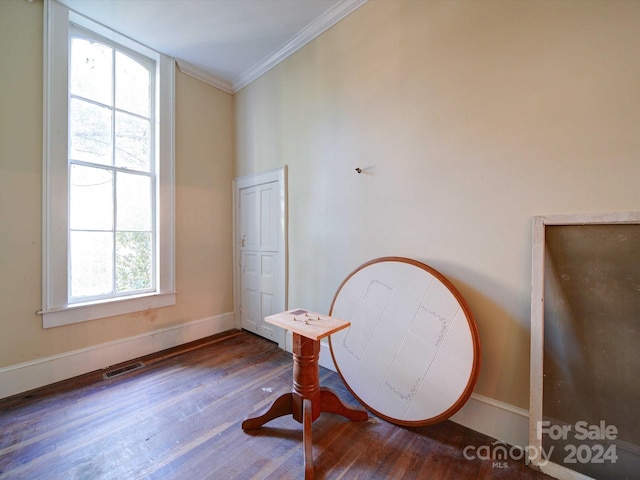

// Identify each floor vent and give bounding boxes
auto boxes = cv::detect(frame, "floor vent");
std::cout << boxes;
[102,361,145,380]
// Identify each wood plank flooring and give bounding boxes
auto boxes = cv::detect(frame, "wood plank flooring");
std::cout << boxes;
[0,331,552,479]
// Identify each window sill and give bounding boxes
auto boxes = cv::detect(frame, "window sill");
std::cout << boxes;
[39,292,177,328]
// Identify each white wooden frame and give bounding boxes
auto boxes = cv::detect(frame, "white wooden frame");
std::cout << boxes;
[529,211,640,480]
[41,0,176,328]
[232,166,288,348]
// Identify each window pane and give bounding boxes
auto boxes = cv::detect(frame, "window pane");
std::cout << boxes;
[70,231,113,297]
[116,51,150,117]
[115,112,150,171]
[70,98,113,165]
[70,165,113,230]
[70,37,112,106]
[116,172,152,231]
[116,231,152,292]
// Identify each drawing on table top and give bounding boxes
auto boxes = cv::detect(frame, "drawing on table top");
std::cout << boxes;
[329,257,480,426]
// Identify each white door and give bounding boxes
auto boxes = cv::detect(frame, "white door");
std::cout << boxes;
[234,167,286,348]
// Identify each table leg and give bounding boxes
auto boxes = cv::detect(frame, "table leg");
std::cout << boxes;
[303,398,314,480]
[242,331,367,477]
[241,393,293,430]
[319,387,368,421]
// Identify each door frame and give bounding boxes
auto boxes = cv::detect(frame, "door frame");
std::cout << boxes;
[233,166,288,348]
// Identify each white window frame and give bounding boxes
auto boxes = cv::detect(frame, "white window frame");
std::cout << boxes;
[41,0,176,328]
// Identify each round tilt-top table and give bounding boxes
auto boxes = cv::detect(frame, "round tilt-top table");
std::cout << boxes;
[329,257,481,426]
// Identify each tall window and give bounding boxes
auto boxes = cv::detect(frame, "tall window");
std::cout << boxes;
[42,0,175,328]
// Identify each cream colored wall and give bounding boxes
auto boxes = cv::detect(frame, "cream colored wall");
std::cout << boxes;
[0,0,234,368]
[235,0,640,410]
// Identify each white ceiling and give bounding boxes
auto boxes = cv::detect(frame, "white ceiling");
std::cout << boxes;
[58,0,367,93]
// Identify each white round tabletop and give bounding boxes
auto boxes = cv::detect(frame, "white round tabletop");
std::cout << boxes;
[329,257,481,426]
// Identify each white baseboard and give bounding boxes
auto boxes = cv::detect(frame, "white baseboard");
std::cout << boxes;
[318,337,337,370]
[538,462,595,480]
[450,392,529,448]
[0,312,235,400]
[316,338,529,448]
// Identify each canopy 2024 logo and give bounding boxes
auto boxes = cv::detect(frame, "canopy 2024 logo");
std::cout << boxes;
[463,421,619,468]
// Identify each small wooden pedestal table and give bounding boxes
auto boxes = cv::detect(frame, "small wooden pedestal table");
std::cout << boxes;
[241,309,368,479]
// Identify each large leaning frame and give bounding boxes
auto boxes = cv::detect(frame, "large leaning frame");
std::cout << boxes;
[529,211,640,479]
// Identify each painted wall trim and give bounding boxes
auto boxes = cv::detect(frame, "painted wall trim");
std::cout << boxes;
[450,392,529,449]
[317,339,529,449]
[176,60,234,94]
[175,0,368,94]
[538,462,595,480]
[232,0,368,92]
[0,312,235,400]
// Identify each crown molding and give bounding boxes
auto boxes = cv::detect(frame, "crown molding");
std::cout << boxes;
[176,0,367,94]
[176,60,234,94]
[232,0,368,93]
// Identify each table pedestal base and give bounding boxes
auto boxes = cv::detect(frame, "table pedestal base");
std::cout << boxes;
[242,333,367,479]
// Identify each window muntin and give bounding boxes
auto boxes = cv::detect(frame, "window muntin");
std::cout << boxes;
[68,26,156,303]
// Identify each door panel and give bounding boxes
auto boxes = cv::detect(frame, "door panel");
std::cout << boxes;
[256,251,278,340]
[240,188,259,250]
[260,187,278,250]
[240,250,282,342]
[240,252,259,333]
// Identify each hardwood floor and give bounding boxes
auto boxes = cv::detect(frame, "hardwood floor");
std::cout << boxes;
[0,331,552,479]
